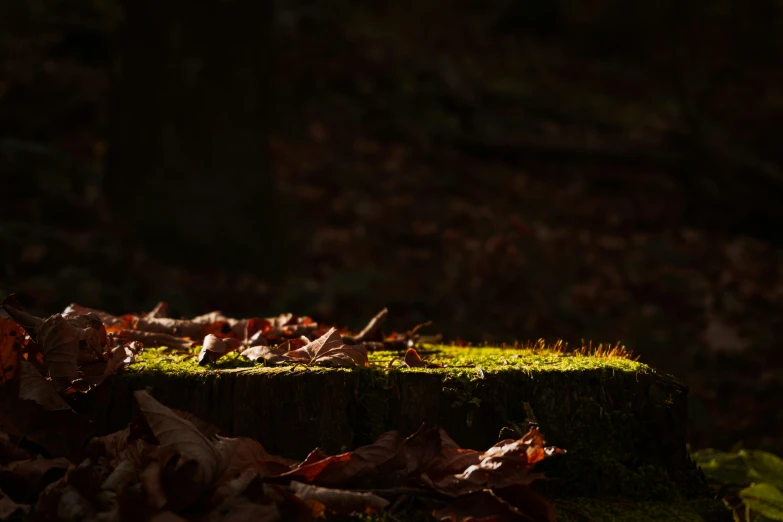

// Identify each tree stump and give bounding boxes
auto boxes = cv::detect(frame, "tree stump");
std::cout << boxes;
[91,346,729,520]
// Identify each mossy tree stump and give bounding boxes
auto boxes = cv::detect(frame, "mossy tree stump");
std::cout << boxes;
[88,345,725,519]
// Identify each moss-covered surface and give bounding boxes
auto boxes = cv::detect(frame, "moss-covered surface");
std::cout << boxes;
[95,343,729,520]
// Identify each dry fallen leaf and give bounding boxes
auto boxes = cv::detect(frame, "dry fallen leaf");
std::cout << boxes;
[289,480,390,515]
[344,308,388,343]
[285,328,369,367]
[134,390,238,489]
[402,347,443,368]
[198,334,242,365]
[17,360,72,411]
[240,345,288,365]
[4,301,109,392]
[112,330,194,350]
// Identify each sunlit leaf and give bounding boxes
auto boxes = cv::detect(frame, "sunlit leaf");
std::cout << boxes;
[740,483,783,521]
[286,327,369,367]
[743,450,783,490]
[692,448,751,485]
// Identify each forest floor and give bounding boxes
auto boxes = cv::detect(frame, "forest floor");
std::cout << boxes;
[2,2,783,455]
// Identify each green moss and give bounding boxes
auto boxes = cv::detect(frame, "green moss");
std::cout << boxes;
[127,344,650,377]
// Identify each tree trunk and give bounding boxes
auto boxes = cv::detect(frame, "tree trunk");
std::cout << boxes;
[104,0,280,272]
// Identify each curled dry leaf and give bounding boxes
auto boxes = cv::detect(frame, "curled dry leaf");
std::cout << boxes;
[289,480,390,515]
[240,345,288,365]
[344,308,388,343]
[134,390,237,489]
[286,328,369,367]
[424,427,564,497]
[17,360,71,411]
[105,341,142,376]
[132,317,212,340]
[199,335,243,366]
[63,303,128,330]
[281,430,404,489]
[145,302,170,320]
[403,347,443,368]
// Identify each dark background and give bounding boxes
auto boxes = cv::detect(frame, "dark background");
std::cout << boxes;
[1,0,782,454]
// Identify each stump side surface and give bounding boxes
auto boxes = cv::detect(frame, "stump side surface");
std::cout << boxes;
[101,345,710,501]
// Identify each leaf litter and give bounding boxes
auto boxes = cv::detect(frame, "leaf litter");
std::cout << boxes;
[0,295,565,520]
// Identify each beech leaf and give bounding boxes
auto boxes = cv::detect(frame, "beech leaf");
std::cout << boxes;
[240,345,288,365]
[286,328,369,367]
[134,390,237,488]
[199,334,242,365]
[17,360,71,411]
[34,312,107,392]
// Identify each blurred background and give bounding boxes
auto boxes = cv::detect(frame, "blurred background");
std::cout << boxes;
[1,0,782,455]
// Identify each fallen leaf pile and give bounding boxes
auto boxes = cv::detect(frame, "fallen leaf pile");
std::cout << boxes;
[0,296,564,521]
[57,302,439,369]
[1,295,142,396]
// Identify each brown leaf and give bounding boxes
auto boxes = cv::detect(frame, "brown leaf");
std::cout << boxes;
[100,459,137,493]
[0,317,26,384]
[240,345,288,365]
[286,328,369,367]
[17,360,71,411]
[132,317,210,340]
[173,410,224,439]
[63,303,128,330]
[87,427,132,462]
[281,431,403,488]
[112,330,193,350]
[459,427,562,490]
[134,390,237,488]
[403,347,443,368]
[34,313,108,392]
[212,468,259,507]
[199,335,242,366]
[423,427,563,496]
[399,427,467,477]
[289,480,389,515]
[140,460,168,510]
[104,341,142,376]
[220,437,296,482]
[145,302,170,320]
